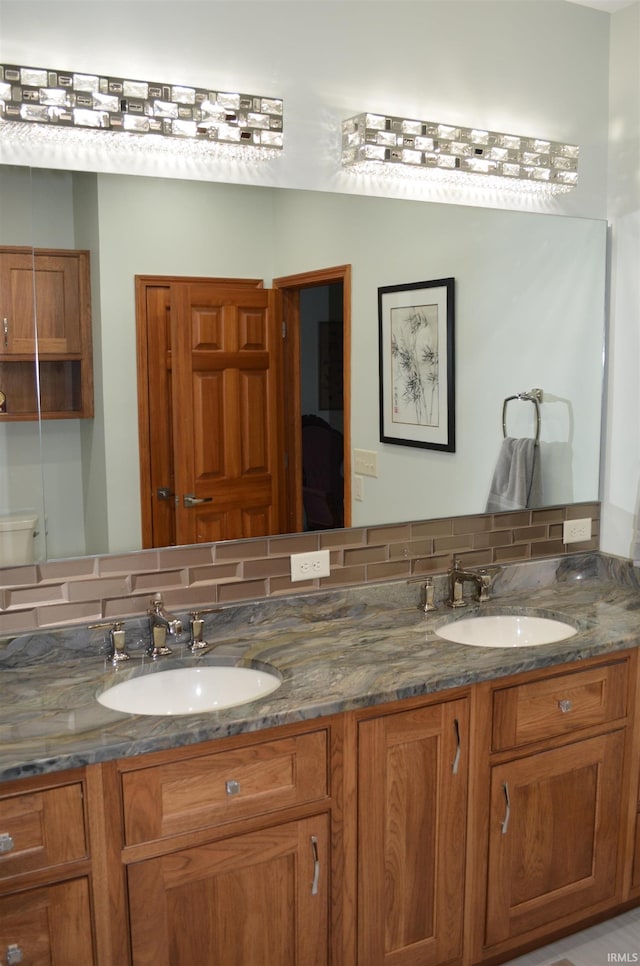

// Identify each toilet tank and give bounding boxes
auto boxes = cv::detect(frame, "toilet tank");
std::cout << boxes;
[0,513,38,566]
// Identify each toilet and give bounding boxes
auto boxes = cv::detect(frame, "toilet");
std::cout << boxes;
[0,513,38,566]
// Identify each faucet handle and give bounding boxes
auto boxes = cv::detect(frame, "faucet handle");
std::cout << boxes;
[188,608,222,651]
[478,571,492,602]
[90,620,130,665]
[420,578,437,613]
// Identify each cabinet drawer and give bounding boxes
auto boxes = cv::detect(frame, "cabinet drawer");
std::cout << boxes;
[492,659,628,751]
[122,729,329,845]
[0,783,87,879]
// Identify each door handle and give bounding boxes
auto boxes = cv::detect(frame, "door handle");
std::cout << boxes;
[183,494,213,507]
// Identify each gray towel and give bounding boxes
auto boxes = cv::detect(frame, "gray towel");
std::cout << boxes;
[485,437,542,513]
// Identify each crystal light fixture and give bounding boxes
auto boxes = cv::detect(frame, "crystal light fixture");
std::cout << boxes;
[342,113,578,194]
[0,64,283,159]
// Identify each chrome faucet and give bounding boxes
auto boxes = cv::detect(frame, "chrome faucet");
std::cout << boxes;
[447,556,492,608]
[148,594,183,659]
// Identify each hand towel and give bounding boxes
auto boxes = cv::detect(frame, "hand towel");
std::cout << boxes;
[485,437,542,513]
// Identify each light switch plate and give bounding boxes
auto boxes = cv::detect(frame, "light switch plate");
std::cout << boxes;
[354,448,378,477]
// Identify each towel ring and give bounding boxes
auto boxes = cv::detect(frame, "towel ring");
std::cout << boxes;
[502,388,543,443]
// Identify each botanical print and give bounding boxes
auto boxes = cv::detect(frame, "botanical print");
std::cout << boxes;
[390,302,439,427]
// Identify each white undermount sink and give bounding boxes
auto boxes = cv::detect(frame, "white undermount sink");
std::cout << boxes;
[97,664,282,716]
[435,614,578,648]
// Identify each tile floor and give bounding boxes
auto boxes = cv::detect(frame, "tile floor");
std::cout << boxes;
[505,907,640,965]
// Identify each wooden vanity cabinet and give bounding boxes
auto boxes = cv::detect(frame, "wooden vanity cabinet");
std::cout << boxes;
[0,246,93,419]
[115,719,341,966]
[467,653,637,964]
[0,768,97,964]
[355,693,470,966]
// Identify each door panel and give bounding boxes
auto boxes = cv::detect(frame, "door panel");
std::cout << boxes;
[137,276,282,547]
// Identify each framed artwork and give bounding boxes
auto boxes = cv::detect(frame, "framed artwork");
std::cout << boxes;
[378,277,455,452]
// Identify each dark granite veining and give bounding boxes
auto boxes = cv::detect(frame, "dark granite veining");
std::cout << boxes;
[2,552,639,782]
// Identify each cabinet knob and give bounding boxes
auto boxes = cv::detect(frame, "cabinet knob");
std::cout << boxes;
[6,945,24,965]
[225,779,240,796]
[558,699,573,713]
[0,832,15,854]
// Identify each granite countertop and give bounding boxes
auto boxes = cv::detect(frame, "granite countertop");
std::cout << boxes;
[2,552,640,782]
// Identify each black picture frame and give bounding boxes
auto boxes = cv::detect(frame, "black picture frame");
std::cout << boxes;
[378,277,455,452]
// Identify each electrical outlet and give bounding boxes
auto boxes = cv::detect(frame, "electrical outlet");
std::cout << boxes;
[354,448,378,478]
[354,475,364,501]
[290,549,331,582]
[562,517,592,544]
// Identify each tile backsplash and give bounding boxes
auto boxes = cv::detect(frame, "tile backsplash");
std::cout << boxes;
[0,502,600,636]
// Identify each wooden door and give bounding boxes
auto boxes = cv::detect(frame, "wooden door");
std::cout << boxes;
[127,814,329,966]
[0,877,96,964]
[485,729,625,949]
[358,698,469,966]
[171,281,281,544]
[137,276,282,547]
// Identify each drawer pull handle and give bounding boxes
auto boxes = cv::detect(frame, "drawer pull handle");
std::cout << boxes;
[225,779,240,796]
[2,318,8,350]
[310,835,320,896]
[452,717,461,775]
[0,833,15,854]
[558,699,573,713]
[501,782,511,835]
[6,945,24,965]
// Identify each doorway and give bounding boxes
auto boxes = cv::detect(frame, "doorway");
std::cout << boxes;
[274,265,351,536]
[136,265,350,549]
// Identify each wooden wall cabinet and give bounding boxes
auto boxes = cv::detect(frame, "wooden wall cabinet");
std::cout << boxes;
[0,246,93,420]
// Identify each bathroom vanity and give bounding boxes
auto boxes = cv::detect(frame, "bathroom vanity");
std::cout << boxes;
[1,554,639,965]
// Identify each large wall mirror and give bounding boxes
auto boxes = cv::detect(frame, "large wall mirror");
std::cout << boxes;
[0,164,607,563]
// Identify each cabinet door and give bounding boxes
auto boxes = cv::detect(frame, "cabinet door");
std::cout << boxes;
[358,698,469,966]
[0,251,84,356]
[485,729,625,948]
[0,877,95,964]
[127,814,329,966]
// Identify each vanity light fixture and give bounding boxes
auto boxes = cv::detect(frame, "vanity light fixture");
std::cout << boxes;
[0,64,283,160]
[342,112,578,195]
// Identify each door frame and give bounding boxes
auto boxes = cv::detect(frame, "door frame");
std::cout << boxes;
[273,265,351,535]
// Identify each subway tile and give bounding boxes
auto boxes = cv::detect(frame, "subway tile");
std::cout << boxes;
[410,554,451,575]
[366,523,412,544]
[214,540,269,562]
[320,529,367,549]
[7,583,67,608]
[0,608,38,634]
[532,507,565,524]
[489,511,530,528]
[157,546,214,568]
[0,565,39,589]
[242,557,291,579]
[473,530,514,550]
[316,565,367,587]
[131,570,188,593]
[36,601,102,627]
[366,560,412,581]
[217,579,269,603]
[188,563,240,584]
[493,545,531,562]
[566,503,599,520]
[528,539,566,556]
[513,525,548,542]
[99,550,161,575]
[39,557,99,581]
[67,576,132,602]
[344,545,388,566]
[412,518,453,537]
[433,535,474,553]
[269,533,319,555]
[453,515,495,534]
[388,538,433,561]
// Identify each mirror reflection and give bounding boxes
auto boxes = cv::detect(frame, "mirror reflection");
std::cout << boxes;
[0,165,607,563]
